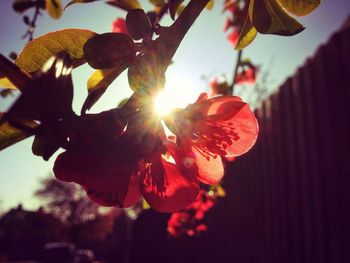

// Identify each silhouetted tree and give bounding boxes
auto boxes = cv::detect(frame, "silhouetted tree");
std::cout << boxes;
[35,176,99,226]
[0,205,67,261]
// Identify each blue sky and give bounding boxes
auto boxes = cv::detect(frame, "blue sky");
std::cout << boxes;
[0,0,349,211]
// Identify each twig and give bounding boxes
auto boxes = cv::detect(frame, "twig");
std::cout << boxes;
[22,2,41,43]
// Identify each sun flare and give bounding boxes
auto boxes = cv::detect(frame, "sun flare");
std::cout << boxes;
[153,75,199,116]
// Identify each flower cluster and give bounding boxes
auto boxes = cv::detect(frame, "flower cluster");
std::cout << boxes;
[223,0,248,46]
[167,185,225,237]
[209,77,231,96]
[1,3,259,214]
[236,59,258,84]
[54,92,258,212]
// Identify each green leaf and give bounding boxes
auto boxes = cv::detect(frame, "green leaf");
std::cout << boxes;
[106,0,141,11]
[81,67,127,113]
[235,16,257,50]
[278,0,320,16]
[83,33,136,69]
[64,0,103,10]
[0,114,37,151]
[249,0,304,36]
[46,0,63,19]
[126,9,151,40]
[16,29,97,73]
[169,0,184,20]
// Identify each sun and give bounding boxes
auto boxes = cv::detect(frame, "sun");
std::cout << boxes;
[153,75,199,116]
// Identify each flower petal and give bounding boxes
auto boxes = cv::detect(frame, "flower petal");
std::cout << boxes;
[188,95,242,116]
[54,150,137,207]
[191,96,258,158]
[209,101,258,157]
[192,146,224,184]
[140,156,199,213]
[87,174,141,207]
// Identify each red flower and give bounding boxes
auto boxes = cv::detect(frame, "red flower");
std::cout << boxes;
[165,93,258,178]
[235,64,257,84]
[223,0,248,47]
[209,77,231,96]
[166,189,217,237]
[167,211,191,237]
[224,18,233,32]
[112,18,128,34]
[227,30,240,46]
[54,113,201,212]
[54,94,258,213]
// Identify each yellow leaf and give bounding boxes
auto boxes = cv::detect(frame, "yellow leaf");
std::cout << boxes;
[0,77,16,89]
[46,0,63,19]
[278,0,320,16]
[149,0,165,7]
[81,67,126,113]
[235,16,257,50]
[206,0,214,10]
[106,0,141,11]
[142,199,150,210]
[64,0,102,10]
[16,29,97,73]
[176,4,185,16]
[249,0,304,36]
[215,184,226,197]
[0,113,37,151]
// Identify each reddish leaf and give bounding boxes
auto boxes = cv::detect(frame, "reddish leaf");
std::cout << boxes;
[83,33,136,69]
[140,155,200,213]
[126,9,151,40]
[6,52,74,122]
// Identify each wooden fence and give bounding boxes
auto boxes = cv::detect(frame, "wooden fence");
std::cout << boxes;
[222,22,350,263]
[129,21,350,263]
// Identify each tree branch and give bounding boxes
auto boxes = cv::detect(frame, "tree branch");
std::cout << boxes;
[124,0,210,108]
[155,0,211,73]
[0,54,31,91]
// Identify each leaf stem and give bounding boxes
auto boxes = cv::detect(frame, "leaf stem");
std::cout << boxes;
[229,49,243,95]
[22,1,42,43]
